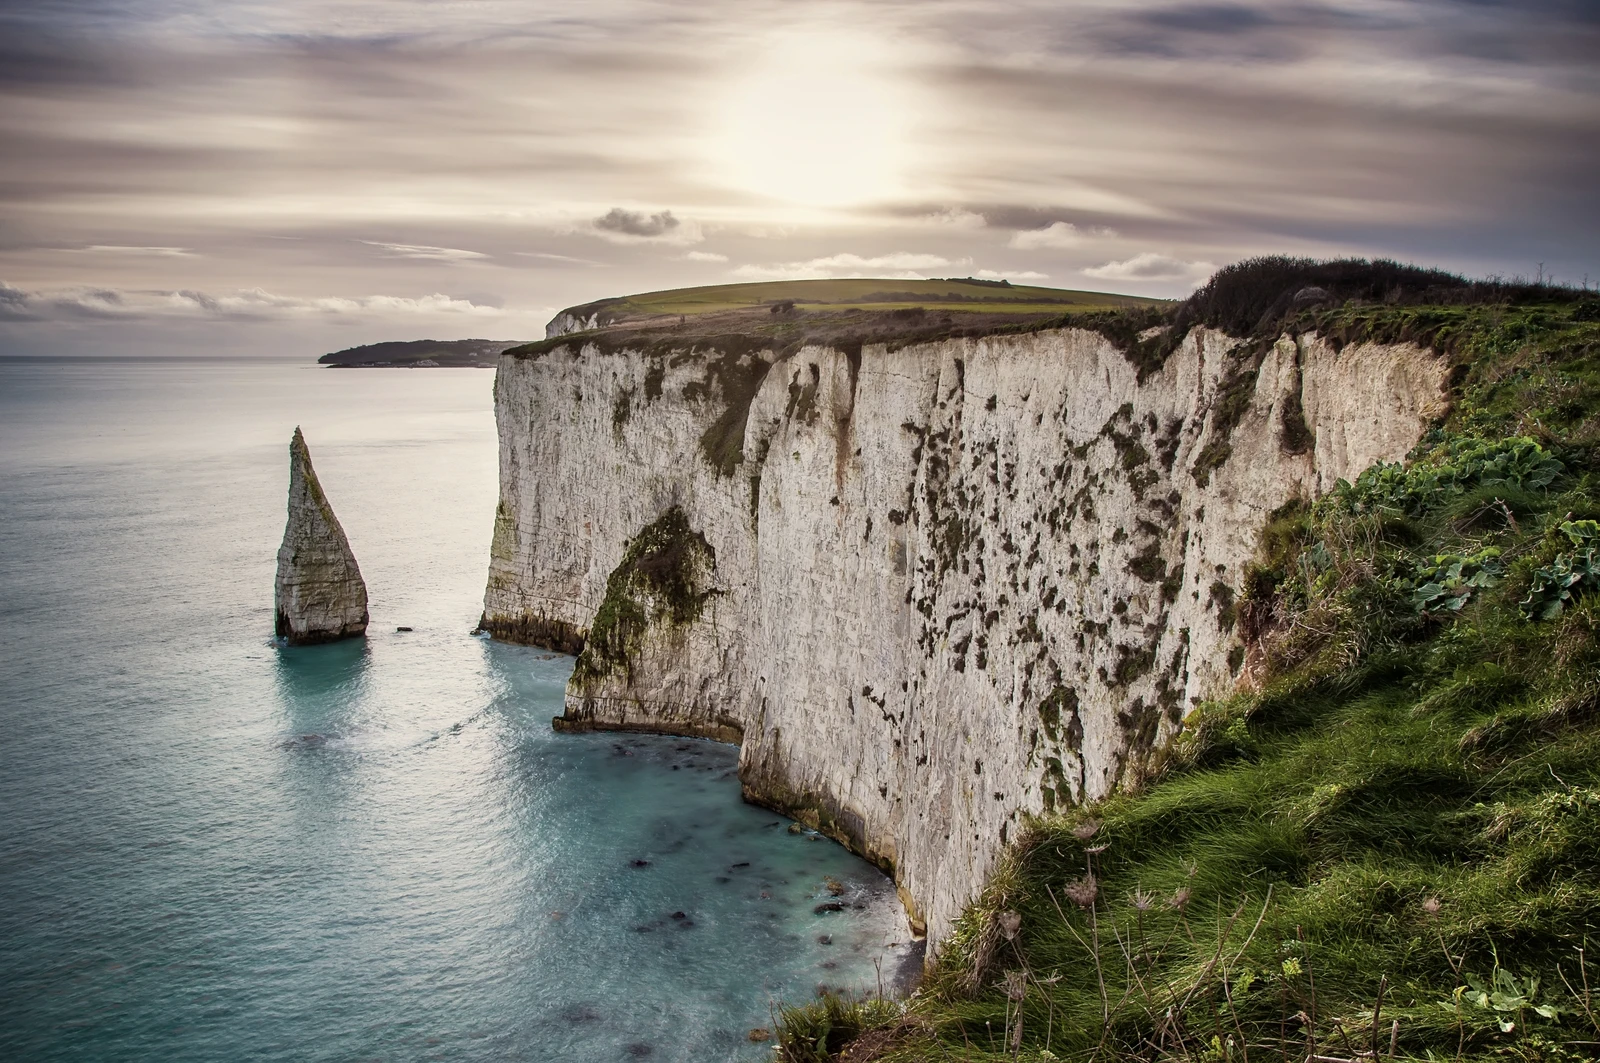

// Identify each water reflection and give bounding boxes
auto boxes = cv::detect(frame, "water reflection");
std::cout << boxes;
[271,637,371,721]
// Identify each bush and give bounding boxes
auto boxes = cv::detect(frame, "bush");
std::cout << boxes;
[1177,256,1586,343]
[1521,521,1600,620]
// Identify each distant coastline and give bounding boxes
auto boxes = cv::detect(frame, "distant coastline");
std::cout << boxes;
[318,339,527,368]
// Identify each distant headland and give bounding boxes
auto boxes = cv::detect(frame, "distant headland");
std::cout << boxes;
[317,339,527,368]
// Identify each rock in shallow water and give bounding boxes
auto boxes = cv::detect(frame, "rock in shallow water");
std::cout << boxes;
[273,427,368,644]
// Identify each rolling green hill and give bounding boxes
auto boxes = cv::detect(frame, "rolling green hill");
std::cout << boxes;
[522,278,1171,362]
[556,278,1166,331]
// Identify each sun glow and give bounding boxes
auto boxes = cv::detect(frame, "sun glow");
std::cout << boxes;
[710,30,910,208]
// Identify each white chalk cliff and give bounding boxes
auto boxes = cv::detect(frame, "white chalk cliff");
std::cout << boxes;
[275,427,369,644]
[546,310,605,339]
[481,324,1447,947]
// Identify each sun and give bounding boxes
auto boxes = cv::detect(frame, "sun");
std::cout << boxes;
[710,30,910,208]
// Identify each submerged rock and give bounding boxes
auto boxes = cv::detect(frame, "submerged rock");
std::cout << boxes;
[274,427,368,644]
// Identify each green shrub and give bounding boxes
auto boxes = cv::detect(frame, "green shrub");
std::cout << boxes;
[1330,438,1564,518]
[1408,547,1504,614]
[1521,522,1600,620]
[775,995,902,1062]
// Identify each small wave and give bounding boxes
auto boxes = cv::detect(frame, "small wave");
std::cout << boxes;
[279,732,335,751]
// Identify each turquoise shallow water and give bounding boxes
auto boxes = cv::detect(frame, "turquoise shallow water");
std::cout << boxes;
[0,358,906,1062]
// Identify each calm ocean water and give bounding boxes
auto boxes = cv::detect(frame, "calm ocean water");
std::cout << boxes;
[0,357,905,1062]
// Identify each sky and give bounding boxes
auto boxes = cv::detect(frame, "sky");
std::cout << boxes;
[1,0,1596,357]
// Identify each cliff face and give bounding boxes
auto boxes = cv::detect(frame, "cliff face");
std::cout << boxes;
[275,427,369,644]
[545,310,606,339]
[481,325,1446,946]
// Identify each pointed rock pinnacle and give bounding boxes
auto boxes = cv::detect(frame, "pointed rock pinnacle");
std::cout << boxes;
[274,427,369,644]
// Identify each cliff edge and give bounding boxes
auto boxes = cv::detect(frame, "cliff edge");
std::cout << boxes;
[479,270,1452,947]
[275,427,369,644]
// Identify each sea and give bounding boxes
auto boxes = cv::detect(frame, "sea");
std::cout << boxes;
[0,356,907,1062]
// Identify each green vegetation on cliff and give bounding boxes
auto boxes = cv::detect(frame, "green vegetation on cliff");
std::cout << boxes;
[570,506,719,688]
[780,261,1600,1063]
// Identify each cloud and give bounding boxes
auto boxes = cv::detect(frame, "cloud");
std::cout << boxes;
[361,241,489,262]
[742,225,799,240]
[595,207,678,238]
[684,250,728,262]
[1082,253,1217,282]
[811,254,958,271]
[0,280,502,322]
[69,245,196,257]
[975,268,1049,281]
[730,252,963,281]
[0,281,131,321]
[1008,222,1119,250]
[1009,223,1083,250]
[448,290,504,309]
[0,0,1595,331]
[589,207,704,246]
[588,208,703,246]
[924,208,987,229]
[514,251,607,266]
[1140,3,1277,34]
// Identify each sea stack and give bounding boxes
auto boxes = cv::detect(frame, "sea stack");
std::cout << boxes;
[274,427,368,644]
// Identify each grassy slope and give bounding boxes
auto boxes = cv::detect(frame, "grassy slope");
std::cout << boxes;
[562,278,1167,324]
[778,261,1600,1063]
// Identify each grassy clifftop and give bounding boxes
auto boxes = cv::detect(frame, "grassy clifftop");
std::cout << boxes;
[556,277,1164,323]
[778,260,1600,1063]
[513,278,1169,362]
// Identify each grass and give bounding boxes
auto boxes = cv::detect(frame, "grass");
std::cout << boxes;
[800,623,1600,1062]
[514,280,1170,364]
[775,261,1600,1062]
[557,278,1167,326]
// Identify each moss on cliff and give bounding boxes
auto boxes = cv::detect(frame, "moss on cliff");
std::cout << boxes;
[782,275,1600,1062]
[686,348,774,477]
[569,506,719,687]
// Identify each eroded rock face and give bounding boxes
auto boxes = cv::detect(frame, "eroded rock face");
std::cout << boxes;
[481,326,1448,947]
[545,311,602,339]
[275,427,368,644]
